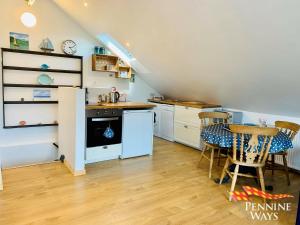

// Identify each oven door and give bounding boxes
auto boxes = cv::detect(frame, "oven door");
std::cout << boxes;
[86,116,122,148]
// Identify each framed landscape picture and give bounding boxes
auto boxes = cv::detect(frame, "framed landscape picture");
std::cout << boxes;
[9,32,29,50]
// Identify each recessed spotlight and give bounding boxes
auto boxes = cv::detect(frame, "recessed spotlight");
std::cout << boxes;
[20,12,37,28]
[125,42,130,47]
[84,2,88,7]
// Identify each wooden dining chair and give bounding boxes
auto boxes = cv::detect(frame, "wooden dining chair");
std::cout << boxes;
[198,111,230,178]
[219,125,278,201]
[266,121,300,185]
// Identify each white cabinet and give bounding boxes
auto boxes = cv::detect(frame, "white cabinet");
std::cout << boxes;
[174,122,200,148]
[152,103,174,142]
[174,106,202,125]
[174,105,220,149]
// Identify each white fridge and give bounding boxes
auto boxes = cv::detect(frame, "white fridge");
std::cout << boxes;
[121,110,154,159]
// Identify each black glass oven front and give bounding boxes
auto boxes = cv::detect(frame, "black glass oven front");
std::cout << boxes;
[86,109,122,148]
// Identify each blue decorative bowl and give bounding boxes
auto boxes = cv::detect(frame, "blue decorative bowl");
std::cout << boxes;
[37,74,54,85]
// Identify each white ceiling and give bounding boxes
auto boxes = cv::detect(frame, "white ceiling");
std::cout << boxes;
[53,0,300,117]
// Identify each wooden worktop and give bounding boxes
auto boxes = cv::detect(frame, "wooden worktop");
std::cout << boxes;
[86,102,156,110]
[148,99,221,109]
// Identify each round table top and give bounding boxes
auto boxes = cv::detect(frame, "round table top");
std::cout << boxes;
[201,124,293,154]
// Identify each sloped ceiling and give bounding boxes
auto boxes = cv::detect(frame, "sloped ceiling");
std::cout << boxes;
[53,0,300,117]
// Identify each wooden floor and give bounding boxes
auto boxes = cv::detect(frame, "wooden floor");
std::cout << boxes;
[0,138,299,225]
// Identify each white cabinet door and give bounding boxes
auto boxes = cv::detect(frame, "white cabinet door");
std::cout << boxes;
[173,105,220,149]
[174,122,200,149]
[86,144,122,163]
[174,106,202,126]
[174,106,218,126]
[152,103,174,142]
[159,108,174,141]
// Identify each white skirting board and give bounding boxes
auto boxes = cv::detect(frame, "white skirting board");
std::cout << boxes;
[0,142,58,168]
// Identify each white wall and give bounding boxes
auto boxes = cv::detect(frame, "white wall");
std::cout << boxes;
[0,0,159,168]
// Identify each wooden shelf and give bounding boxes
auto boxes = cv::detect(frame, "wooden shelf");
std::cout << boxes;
[1,48,82,59]
[4,123,58,129]
[4,101,58,104]
[92,54,132,78]
[3,66,82,74]
[92,69,119,73]
[117,66,132,79]
[93,54,119,60]
[92,54,119,72]
[3,83,80,88]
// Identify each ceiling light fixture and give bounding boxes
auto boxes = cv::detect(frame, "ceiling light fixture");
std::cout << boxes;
[84,2,88,7]
[26,0,36,6]
[21,0,37,28]
[21,12,37,28]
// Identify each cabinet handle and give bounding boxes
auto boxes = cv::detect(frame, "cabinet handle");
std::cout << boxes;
[184,125,188,128]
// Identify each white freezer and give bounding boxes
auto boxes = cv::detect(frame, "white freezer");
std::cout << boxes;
[121,110,154,159]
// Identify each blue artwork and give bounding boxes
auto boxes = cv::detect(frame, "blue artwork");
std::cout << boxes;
[33,89,51,98]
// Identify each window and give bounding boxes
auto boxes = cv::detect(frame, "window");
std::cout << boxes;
[98,33,150,74]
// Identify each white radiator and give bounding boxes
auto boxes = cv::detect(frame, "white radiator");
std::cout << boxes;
[275,133,300,171]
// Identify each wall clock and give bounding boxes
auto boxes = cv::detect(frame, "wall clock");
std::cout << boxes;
[62,40,77,55]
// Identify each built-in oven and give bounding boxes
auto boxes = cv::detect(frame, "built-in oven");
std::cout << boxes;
[86,109,123,148]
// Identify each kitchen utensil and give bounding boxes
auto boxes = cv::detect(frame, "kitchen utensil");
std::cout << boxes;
[109,91,120,103]
[98,94,103,103]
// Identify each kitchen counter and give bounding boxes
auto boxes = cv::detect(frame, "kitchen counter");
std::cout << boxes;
[86,102,156,110]
[148,99,221,109]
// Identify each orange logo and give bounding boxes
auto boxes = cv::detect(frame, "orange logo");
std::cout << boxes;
[230,186,294,201]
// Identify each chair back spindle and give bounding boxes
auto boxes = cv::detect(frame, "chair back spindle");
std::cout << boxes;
[275,121,300,141]
[229,125,278,166]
